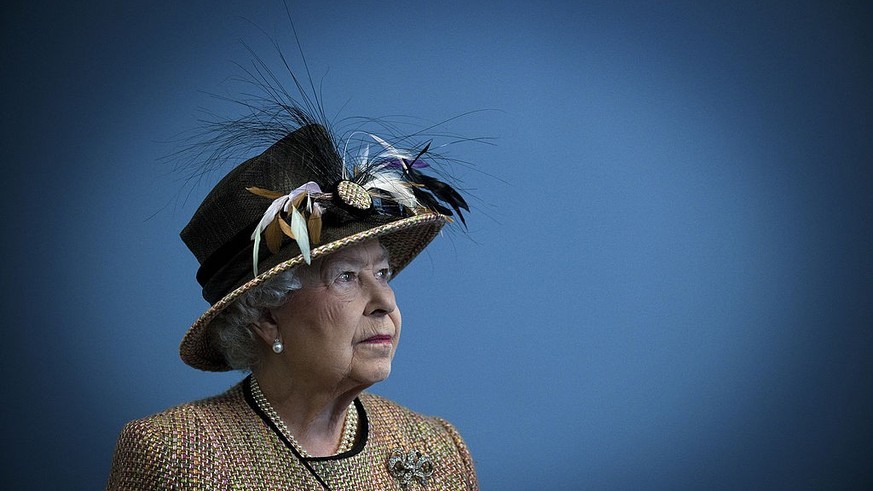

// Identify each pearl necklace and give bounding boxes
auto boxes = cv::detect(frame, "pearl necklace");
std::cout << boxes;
[250,377,358,458]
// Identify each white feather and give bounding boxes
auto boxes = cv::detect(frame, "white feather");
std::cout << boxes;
[358,144,370,168]
[289,206,311,264]
[363,171,419,208]
[369,134,410,160]
[251,196,289,276]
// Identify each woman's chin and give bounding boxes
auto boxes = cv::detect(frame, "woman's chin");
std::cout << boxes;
[352,360,392,387]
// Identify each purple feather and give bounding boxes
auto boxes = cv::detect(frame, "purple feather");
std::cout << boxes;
[384,158,429,170]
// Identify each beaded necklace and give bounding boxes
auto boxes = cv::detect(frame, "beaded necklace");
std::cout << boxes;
[250,376,358,458]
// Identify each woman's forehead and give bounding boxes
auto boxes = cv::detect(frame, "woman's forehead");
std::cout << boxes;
[320,241,388,268]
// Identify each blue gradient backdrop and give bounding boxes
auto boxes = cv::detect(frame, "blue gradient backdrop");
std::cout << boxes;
[2,1,871,489]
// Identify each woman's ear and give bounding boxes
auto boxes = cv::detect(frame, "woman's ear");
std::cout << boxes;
[250,309,280,346]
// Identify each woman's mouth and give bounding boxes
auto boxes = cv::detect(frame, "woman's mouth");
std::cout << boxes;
[361,334,393,344]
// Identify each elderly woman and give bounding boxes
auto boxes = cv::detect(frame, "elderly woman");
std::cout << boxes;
[107,122,478,489]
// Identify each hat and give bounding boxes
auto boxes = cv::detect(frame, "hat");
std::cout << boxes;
[178,123,467,371]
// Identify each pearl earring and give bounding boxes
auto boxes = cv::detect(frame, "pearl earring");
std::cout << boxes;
[272,339,284,354]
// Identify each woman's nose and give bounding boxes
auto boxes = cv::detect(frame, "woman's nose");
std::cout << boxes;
[364,275,396,316]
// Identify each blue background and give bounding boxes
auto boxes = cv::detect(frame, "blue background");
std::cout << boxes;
[2,1,871,489]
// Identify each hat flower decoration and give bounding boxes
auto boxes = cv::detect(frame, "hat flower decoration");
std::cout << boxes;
[246,134,469,276]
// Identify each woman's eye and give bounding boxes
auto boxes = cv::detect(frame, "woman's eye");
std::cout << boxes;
[337,271,356,283]
[375,268,392,280]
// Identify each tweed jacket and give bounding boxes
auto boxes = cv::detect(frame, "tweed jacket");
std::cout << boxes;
[107,378,478,490]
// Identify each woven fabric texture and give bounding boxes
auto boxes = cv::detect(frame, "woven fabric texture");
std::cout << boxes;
[107,381,478,490]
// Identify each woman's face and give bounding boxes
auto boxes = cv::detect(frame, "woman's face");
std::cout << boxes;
[269,240,401,390]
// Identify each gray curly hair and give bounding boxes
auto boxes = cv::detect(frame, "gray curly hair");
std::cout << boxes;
[207,268,302,370]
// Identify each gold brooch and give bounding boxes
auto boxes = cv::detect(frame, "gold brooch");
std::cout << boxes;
[335,180,373,211]
[387,448,434,487]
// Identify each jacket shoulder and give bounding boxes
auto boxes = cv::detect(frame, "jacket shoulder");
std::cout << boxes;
[118,384,246,441]
[359,392,463,434]
[360,393,479,490]
[106,384,247,490]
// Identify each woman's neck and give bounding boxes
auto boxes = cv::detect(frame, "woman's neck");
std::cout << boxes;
[252,367,363,457]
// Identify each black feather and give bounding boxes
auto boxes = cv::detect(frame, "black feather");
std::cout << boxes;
[411,186,453,216]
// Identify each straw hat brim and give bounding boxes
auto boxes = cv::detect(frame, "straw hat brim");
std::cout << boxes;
[179,212,447,371]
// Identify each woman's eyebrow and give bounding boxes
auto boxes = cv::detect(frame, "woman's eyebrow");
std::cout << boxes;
[326,250,390,270]
[323,257,364,273]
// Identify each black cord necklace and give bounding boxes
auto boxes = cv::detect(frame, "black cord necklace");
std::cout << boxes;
[244,375,332,490]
